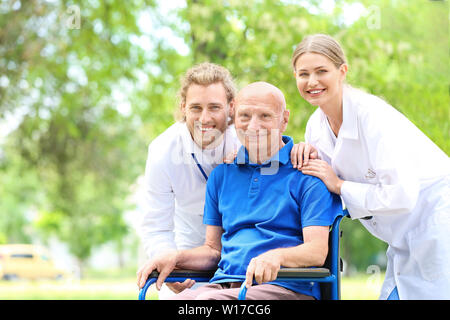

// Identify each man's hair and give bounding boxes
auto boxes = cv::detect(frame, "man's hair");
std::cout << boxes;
[175,62,236,121]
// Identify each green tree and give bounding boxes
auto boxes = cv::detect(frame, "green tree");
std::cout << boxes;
[0,146,42,244]
[1,0,155,274]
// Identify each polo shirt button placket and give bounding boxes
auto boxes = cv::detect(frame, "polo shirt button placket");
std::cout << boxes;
[248,167,261,195]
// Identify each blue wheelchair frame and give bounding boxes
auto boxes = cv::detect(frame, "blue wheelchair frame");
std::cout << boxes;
[139,210,348,300]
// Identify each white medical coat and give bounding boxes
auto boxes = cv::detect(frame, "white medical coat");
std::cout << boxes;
[305,86,450,299]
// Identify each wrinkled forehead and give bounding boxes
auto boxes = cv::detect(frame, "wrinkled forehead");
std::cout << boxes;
[235,86,286,113]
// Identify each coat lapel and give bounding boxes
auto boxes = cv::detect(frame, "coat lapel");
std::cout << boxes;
[312,87,360,163]
[332,87,360,161]
[314,111,335,160]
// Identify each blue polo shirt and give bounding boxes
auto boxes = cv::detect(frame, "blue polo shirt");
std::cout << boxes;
[203,136,343,300]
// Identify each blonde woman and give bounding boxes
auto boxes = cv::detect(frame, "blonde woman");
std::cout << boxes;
[290,34,450,299]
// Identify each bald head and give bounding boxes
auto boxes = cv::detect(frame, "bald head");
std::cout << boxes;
[235,82,286,113]
[234,82,290,165]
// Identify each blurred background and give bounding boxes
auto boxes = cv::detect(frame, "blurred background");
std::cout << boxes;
[0,0,448,299]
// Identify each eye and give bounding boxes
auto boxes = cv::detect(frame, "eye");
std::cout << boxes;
[318,69,327,73]
[298,72,308,77]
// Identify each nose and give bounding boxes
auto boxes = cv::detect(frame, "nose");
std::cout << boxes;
[307,74,319,88]
[247,115,261,132]
[199,108,212,124]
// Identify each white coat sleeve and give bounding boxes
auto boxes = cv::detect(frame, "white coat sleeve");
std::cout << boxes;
[340,106,421,219]
[139,143,177,259]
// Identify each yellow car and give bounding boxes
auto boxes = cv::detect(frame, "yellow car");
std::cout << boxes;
[0,244,68,280]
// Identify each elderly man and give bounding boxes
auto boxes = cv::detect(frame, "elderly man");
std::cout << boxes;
[137,82,342,300]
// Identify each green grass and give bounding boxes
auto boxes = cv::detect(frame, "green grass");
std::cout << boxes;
[0,274,381,300]
[341,274,383,300]
[0,278,143,300]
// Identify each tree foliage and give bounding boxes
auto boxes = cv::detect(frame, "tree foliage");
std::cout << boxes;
[0,0,448,272]
[1,0,155,271]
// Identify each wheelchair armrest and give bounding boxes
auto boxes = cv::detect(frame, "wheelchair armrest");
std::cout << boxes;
[148,269,217,280]
[277,267,330,278]
[139,269,217,300]
[236,267,331,300]
[147,267,329,280]
[147,267,329,281]
[140,267,331,300]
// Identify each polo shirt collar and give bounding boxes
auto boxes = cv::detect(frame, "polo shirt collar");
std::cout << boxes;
[234,136,293,166]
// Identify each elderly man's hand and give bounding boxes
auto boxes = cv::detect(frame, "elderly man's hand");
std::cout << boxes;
[136,250,178,290]
[245,249,282,288]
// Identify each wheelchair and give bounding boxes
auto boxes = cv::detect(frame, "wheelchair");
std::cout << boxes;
[139,209,348,300]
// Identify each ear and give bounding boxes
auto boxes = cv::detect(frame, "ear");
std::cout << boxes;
[179,101,188,122]
[281,109,290,133]
[339,63,348,81]
[181,101,187,117]
[227,100,235,125]
[228,99,235,117]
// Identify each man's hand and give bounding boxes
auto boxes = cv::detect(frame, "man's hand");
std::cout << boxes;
[223,149,238,164]
[291,142,319,169]
[136,250,178,290]
[245,249,282,289]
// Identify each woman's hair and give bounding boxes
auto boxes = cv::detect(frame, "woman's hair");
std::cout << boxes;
[291,34,347,70]
[176,62,236,122]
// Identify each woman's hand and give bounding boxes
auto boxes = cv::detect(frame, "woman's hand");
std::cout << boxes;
[301,159,343,195]
[291,142,319,169]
